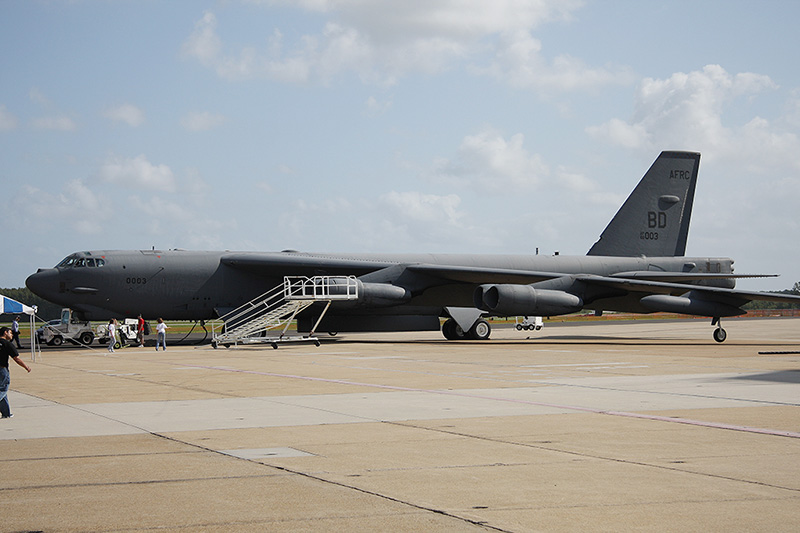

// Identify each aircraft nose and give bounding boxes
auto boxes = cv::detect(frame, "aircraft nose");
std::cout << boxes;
[26,268,59,298]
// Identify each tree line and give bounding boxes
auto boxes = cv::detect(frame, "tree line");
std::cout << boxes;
[742,281,800,310]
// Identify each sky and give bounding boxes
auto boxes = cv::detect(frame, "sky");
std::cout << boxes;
[2,0,800,291]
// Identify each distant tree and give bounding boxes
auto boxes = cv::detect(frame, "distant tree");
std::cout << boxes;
[743,282,800,310]
[0,287,62,320]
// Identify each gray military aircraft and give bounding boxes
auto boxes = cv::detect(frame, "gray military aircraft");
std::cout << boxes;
[26,151,800,342]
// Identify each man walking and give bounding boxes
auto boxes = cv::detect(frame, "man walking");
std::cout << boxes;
[0,326,31,419]
[11,316,22,349]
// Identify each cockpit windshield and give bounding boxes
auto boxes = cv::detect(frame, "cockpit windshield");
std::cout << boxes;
[56,254,105,268]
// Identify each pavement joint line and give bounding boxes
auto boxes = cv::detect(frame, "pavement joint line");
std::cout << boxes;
[0,473,280,492]
[23,355,800,440]
[388,421,800,494]
[149,431,514,533]
[176,363,800,440]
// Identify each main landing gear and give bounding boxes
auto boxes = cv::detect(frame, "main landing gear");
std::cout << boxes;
[442,318,491,340]
[712,317,727,343]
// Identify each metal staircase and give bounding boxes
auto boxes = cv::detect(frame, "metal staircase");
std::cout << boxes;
[211,276,358,349]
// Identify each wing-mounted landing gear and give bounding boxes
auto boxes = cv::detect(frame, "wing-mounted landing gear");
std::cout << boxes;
[711,317,727,343]
[442,318,467,340]
[442,308,491,340]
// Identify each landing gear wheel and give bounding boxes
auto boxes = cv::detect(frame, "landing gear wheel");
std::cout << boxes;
[515,324,523,331]
[468,319,491,340]
[713,328,727,343]
[442,318,467,340]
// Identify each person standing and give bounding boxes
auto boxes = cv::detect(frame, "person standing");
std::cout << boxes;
[107,319,117,353]
[136,315,145,347]
[155,318,168,351]
[0,326,32,419]
[11,316,22,349]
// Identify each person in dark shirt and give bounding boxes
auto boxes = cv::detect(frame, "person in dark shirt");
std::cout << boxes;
[0,326,32,419]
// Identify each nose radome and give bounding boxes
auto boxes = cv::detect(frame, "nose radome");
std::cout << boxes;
[26,268,58,298]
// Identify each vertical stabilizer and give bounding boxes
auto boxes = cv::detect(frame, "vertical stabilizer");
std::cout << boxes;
[587,151,699,257]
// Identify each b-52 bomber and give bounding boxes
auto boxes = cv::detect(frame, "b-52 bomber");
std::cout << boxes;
[26,151,800,343]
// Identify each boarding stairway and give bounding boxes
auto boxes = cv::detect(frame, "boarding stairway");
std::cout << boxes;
[211,276,359,349]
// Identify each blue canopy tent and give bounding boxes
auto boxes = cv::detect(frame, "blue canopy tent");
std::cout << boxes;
[0,295,38,361]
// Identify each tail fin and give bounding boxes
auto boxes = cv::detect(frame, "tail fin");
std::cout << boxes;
[587,151,700,257]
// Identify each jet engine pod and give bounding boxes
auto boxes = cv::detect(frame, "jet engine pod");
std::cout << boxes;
[639,294,744,317]
[345,280,411,307]
[474,284,583,316]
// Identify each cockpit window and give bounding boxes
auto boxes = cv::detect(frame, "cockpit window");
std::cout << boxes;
[57,255,78,268]
[56,254,105,268]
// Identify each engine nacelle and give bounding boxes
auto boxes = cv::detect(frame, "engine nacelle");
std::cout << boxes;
[639,294,744,317]
[329,279,411,308]
[474,284,584,316]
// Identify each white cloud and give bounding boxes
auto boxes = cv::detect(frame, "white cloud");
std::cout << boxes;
[28,87,50,106]
[103,103,145,127]
[476,30,634,92]
[364,95,391,116]
[431,128,549,191]
[98,154,177,192]
[181,11,222,67]
[18,180,112,235]
[180,111,226,131]
[0,105,17,130]
[181,1,623,90]
[380,191,462,226]
[31,115,77,131]
[586,64,797,165]
[258,0,582,40]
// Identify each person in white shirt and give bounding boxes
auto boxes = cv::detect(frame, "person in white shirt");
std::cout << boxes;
[155,318,168,351]
[107,319,116,353]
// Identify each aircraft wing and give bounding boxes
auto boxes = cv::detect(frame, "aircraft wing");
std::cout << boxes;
[577,274,800,306]
[222,253,567,287]
[405,264,564,285]
[221,252,396,276]
[609,271,778,282]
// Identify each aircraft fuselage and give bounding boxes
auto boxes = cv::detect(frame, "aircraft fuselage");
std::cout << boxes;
[25,249,735,322]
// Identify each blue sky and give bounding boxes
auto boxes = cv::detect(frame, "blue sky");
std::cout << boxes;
[2,0,799,291]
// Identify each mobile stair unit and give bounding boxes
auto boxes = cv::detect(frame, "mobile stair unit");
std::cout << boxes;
[211,276,358,349]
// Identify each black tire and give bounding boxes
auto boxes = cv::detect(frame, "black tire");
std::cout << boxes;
[713,328,727,343]
[442,318,467,340]
[468,319,491,340]
[515,324,523,331]
[51,336,63,347]
[79,332,94,345]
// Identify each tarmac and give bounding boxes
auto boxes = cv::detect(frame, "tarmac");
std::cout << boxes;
[1,317,799,532]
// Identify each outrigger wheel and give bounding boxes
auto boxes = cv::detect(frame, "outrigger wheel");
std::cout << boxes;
[711,317,727,343]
